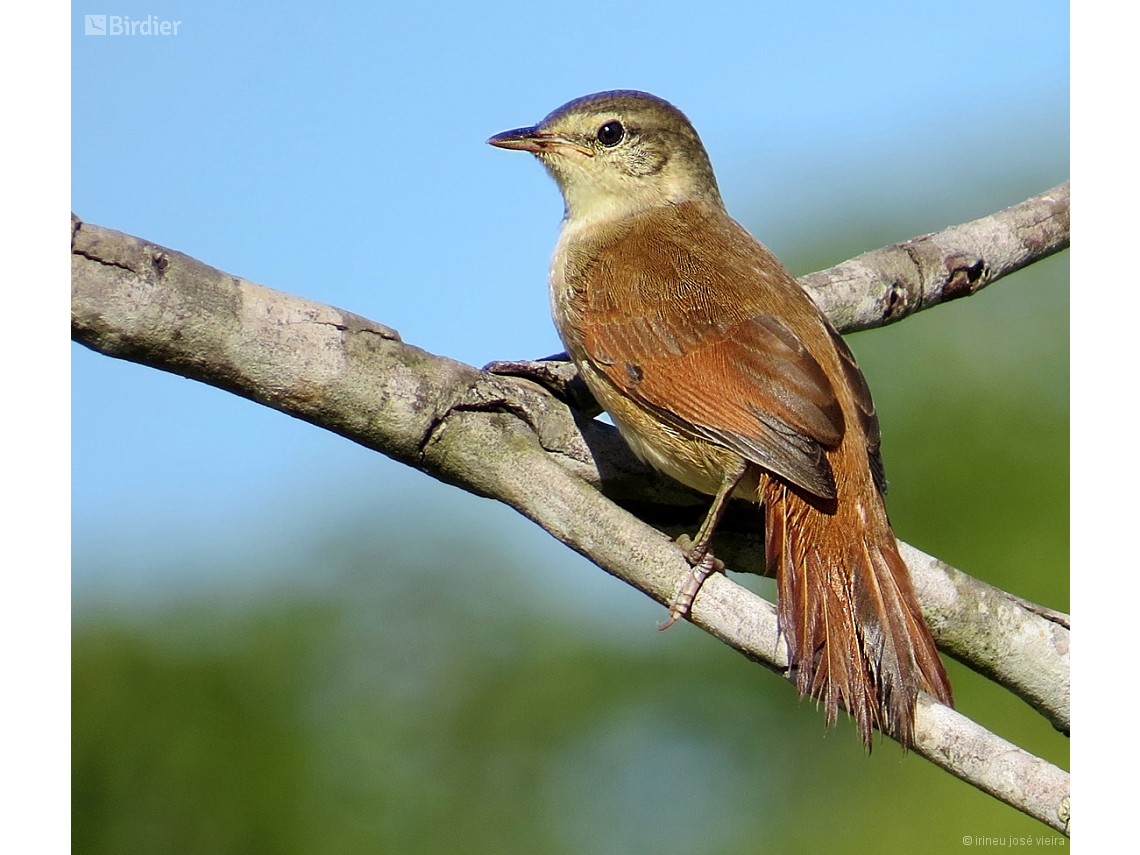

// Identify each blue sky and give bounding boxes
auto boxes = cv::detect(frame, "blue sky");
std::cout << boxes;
[71,1,1069,599]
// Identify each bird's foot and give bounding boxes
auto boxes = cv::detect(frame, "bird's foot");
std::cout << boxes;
[483,356,601,415]
[659,536,725,630]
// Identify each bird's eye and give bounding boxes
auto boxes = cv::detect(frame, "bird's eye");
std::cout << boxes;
[597,121,624,147]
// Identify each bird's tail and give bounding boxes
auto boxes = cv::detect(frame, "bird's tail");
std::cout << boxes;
[760,475,953,749]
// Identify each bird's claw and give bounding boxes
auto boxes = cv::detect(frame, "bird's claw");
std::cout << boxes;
[659,546,724,630]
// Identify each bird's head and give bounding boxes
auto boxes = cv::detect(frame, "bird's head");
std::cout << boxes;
[488,90,723,225]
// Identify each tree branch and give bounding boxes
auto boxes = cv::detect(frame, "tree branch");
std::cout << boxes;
[70,183,1070,834]
[799,182,1070,331]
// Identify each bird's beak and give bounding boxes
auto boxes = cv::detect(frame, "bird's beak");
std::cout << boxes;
[487,126,593,157]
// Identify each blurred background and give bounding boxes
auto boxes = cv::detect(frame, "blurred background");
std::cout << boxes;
[72,2,1069,852]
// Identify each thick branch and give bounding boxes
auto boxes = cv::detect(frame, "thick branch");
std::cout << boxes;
[901,543,1069,735]
[70,188,1070,833]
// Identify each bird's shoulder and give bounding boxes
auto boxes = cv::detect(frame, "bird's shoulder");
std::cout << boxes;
[560,200,806,324]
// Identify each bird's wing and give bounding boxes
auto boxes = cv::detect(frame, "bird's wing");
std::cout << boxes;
[570,207,850,499]
[824,321,888,495]
[586,306,843,499]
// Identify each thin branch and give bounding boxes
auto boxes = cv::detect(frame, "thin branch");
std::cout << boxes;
[800,182,1070,332]
[70,185,1070,833]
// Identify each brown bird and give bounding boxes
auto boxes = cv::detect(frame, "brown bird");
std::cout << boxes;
[488,90,952,748]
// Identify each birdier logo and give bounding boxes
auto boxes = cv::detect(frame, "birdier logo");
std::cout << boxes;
[84,14,182,36]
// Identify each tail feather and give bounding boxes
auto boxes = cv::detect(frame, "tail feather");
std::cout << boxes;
[761,476,953,749]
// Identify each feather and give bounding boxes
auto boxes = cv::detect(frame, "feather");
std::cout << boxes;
[762,468,953,749]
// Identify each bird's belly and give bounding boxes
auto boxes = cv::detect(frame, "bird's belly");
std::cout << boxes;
[577,360,740,497]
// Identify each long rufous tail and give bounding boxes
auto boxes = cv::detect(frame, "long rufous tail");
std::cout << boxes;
[760,475,953,749]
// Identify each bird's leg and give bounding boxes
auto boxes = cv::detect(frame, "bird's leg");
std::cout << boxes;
[659,459,749,630]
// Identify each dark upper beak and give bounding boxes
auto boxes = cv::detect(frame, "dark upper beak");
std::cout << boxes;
[486,126,544,152]
[487,126,593,156]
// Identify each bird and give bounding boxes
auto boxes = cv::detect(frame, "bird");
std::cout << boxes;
[488,90,953,748]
